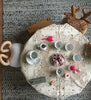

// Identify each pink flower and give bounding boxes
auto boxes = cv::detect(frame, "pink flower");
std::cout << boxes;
[42,36,53,42]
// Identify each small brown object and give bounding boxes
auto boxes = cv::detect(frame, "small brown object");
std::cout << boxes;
[64,5,91,34]
[0,41,12,66]
[87,42,91,48]
[50,81,53,85]
[27,17,53,36]
[84,42,91,56]
[84,51,91,56]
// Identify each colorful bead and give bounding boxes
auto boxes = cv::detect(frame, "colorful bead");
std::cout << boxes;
[50,81,53,85]
[75,68,81,73]
[69,65,76,71]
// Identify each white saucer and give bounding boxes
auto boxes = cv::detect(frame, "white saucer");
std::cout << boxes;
[26,52,40,65]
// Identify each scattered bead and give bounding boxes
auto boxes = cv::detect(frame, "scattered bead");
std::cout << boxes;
[75,68,81,73]
[50,81,53,85]
[69,65,76,71]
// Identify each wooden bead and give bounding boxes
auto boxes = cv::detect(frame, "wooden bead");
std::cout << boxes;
[50,81,53,85]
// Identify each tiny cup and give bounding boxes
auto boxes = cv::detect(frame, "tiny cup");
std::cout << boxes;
[39,43,48,50]
[54,41,63,50]
[56,68,64,77]
[65,43,73,51]
[29,50,39,60]
[73,54,82,62]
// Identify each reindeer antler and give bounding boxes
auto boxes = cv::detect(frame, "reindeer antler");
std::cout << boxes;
[80,9,91,24]
[64,5,81,18]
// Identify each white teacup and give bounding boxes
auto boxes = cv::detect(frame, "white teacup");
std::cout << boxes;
[29,50,39,60]
[56,68,64,77]
[26,50,40,65]
[73,54,82,62]
[54,41,63,49]
[65,43,73,51]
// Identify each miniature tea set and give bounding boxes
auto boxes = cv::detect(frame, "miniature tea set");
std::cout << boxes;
[0,5,91,99]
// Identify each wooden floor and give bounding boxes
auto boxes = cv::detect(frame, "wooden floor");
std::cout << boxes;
[0,0,3,100]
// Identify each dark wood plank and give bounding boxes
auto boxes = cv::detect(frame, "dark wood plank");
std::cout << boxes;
[27,17,53,36]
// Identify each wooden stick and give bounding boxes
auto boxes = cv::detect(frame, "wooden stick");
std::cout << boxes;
[71,5,75,17]
[82,9,86,15]
[64,5,81,18]
[81,10,91,19]
[75,8,81,13]
[84,18,91,24]
[64,13,71,16]
[0,0,3,100]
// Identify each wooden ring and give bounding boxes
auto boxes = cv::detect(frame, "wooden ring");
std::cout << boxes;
[0,54,10,66]
[0,41,12,53]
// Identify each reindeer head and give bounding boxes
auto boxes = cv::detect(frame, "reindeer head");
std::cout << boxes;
[64,5,91,34]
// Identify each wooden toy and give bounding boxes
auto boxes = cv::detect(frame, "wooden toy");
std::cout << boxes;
[27,17,53,36]
[64,5,91,34]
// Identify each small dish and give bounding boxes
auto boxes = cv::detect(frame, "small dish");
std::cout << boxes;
[26,50,40,65]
